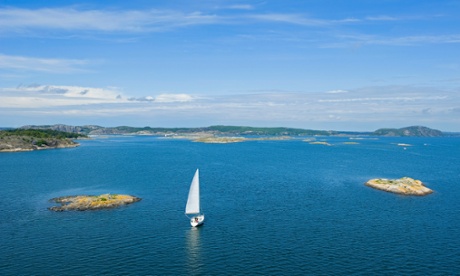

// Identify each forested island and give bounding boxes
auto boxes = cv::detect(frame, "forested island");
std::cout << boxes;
[0,129,87,152]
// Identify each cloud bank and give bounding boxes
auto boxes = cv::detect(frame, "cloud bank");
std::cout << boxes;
[1,84,458,131]
[0,85,195,108]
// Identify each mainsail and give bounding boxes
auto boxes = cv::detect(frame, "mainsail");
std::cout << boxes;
[185,169,200,215]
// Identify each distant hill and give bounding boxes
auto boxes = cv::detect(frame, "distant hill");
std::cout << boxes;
[372,126,443,137]
[20,124,334,136]
[206,125,333,136]
[17,124,449,137]
[20,124,102,134]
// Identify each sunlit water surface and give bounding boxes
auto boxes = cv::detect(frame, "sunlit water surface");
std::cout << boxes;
[1,136,459,275]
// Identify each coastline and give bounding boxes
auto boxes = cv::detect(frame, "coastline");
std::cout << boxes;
[0,143,80,152]
[0,142,80,152]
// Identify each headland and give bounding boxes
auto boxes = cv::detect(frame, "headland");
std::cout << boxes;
[0,129,86,152]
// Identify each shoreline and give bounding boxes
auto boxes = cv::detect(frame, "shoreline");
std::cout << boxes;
[0,143,79,153]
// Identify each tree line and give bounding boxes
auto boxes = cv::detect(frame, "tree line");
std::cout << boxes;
[0,129,87,139]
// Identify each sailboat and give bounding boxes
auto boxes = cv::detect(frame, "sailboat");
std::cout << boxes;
[185,169,205,227]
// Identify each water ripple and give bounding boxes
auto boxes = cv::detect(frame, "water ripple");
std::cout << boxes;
[1,137,459,275]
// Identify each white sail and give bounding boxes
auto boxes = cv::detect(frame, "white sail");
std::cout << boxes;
[185,169,200,215]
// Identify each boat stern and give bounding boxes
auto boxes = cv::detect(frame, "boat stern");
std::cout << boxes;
[190,214,205,227]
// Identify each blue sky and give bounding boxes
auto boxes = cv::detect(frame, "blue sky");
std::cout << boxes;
[1,0,459,131]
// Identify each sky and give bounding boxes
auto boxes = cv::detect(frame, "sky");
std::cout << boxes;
[1,0,459,131]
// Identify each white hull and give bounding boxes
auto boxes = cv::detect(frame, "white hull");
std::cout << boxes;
[190,214,205,227]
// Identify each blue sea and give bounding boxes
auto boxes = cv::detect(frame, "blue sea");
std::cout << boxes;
[1,136,459,275]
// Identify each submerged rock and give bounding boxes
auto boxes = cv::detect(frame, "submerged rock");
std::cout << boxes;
[48,194,141,211]
[365,177,433,196]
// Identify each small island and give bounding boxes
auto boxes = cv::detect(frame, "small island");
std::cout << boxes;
[48,194,141,211]
[365,177,433,196]
[192,136,291,143]
[308,141,331,146]
[193,136,247,143]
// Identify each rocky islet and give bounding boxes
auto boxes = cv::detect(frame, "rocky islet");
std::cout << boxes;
[365,177,433,196]
[48,194,141,211]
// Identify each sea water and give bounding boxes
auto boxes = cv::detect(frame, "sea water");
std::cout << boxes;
[0,136,459,275]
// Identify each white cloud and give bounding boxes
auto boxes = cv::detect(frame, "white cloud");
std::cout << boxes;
[327,34,460,48]
[318,96,447,103]
[2,6,456,51]
[247,13,327,26]
[154,93,194,103]
[0,7,220,33]
[326,89,348,94]
[0,85,198,110]
[0,85,126,108]
[369,35,460,46]
[0,54,90,73]
[19,84,122,99]
[128,96,154,102]
[0,7,365,35]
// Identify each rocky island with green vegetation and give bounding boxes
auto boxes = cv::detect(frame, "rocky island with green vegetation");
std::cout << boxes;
[48,194,141,211]
[365,177,433,196]
[0,129,87,152]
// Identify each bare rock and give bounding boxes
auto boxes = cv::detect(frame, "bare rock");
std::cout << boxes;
[365,177,433,196]
[48,194,141,211]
